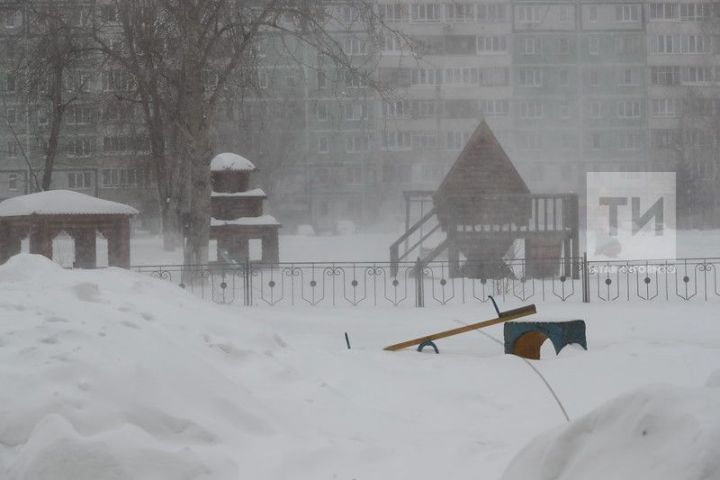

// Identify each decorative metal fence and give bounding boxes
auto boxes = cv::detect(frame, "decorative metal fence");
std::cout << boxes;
[132,256,720,307]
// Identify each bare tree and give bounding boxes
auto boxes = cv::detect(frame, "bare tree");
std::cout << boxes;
[91,0,395,263]
[7,1,97,191]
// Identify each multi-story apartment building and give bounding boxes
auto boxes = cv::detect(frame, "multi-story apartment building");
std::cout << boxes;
[0,1,718,233]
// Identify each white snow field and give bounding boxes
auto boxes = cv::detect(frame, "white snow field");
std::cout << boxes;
[1,254,719,479]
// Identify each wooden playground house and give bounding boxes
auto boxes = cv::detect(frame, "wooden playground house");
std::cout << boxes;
[390,121,579,279]
[0,190,137,268]
[209,153,280,264]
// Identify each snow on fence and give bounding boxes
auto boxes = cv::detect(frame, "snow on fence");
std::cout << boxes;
[131,256,720,307]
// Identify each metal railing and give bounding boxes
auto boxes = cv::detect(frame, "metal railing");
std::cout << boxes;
[132,256,720,307]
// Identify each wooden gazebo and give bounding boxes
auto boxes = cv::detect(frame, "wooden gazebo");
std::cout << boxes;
[0,190,138,268]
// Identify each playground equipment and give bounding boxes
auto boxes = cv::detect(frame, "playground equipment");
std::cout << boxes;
[389,121,579,279]
[504,320,587,360]
[383,298,537,353]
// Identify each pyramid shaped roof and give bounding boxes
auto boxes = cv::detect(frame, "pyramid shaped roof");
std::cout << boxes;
[435,121,529,203]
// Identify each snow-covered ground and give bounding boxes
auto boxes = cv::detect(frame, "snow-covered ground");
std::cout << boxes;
[1,254,719,479]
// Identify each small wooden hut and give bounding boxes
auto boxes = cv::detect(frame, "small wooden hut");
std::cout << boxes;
[209,153,280,263]
[0,190,137,268]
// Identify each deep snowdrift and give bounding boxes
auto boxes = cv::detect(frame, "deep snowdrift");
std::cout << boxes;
[502,381,720,480]
[0,255,282,479]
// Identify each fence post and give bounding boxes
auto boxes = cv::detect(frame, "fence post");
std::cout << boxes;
[244,258,252,306]
[415,257,424,308]
[582,252,590,303]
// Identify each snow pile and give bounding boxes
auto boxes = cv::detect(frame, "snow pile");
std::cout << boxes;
[0,190,138,217]
[502,382,720,480]
[0,255,282,479]
[210,153,255,172]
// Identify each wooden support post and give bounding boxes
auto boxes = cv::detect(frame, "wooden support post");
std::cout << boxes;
[29,219,52,259]
[108,217,130,268]
[261,230,279,264]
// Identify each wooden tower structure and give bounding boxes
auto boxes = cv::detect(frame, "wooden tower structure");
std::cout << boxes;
[390,121,579,278]
[209,153,280,263]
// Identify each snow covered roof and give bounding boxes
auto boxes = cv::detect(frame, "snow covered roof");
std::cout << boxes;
[210,153,256,172]
[211,215,280,227]
[211,188,266,198]
[0,190,138,217]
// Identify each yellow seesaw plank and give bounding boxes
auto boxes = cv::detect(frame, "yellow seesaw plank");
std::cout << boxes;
[383,304,537,351]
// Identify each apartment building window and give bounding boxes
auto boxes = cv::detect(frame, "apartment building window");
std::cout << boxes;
[477,4,506,22]
[617,101,641,118]
[343,102,368,120]
[684,128,711,147]
[479,67,509,86]
[588,6,598,23]
[445,35,476,54]
[347,167,362,184]
[316,71,325,89]
[483,99,509,116]
[67,105,95,125]
[656,34,676,53]
[382,131,412,150]
[412,131,437,149]
[618,132,643,150]
[8,173,18,191]
[477,35,507,53]
[517,5,542,24]
[344,72,368,88]
[682,35,710,54]
[446,131,470,150]
[616,5,640,22]
[100,4,119,22]
[444,67,478,84]
[383,34,404,53]
[410,100,436,118]
[378,3,407,22]
[616,36,641,55]
[346,134,371,153]
[101,168,141,188]
[587,69,600,88]
[410,4,440,22]
[682,66,712,84]
[446,4,474,22]
[4,9,19,28]
[649,3,677,20]
[589,37,600,55]
[518,68,543,87]
[558,38,571,55]
[7,141,18,157]
[5,107,16,124]
[651,66,680,85]
[519,101,543,119]
[411,68,442,85]
[559,5,571,23]
[316,103,328,121]
[680,3,712,21]
[590,101,602,119]
[343,37,368,56]
[67,137,93,157]
[258,70,269,89]
[6,74,15,93]
[652,129,676,148]
[619,67,641,86]
[103,70,132,91]
[559,102,570,119]
[521,37,541,55]
[383,100,406,118]
[651,98,678,117]
[67,172,92,189]
[317,136,329,153]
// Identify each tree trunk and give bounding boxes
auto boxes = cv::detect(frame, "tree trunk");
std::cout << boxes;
[42,61,65,191]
